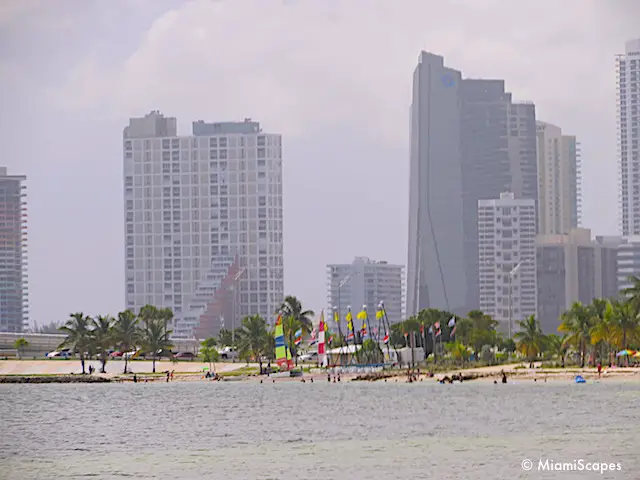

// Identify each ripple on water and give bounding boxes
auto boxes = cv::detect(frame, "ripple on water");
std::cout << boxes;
[1,381,639,479]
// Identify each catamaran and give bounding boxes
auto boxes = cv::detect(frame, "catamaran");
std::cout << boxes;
[273,313,303,377]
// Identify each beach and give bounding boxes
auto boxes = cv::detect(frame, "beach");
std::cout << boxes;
[2,359,640,384]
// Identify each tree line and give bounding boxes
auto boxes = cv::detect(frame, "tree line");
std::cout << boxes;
[55,295,316,374]
[393,276,640,367]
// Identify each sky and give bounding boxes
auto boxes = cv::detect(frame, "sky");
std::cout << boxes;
[1,0,638,327]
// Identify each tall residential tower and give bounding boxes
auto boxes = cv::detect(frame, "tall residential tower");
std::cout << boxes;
[0,167,28,333]
[617,38,640,236]
[536,121,581,235]
[123,112,284,338]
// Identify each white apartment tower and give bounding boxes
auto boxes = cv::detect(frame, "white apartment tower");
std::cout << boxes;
[617,38,640,236]
[123,112,284,338]
[478,192,537,335]
[327,257,405,327]
[536,121,581,234]
[0,167,28,332]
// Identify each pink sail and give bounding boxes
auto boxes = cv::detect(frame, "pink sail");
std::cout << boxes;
[318,311,327,367]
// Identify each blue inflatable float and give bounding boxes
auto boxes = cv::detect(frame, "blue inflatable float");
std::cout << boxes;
[575,375,586,383]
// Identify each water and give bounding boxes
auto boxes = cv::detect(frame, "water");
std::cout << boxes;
[1,380,639,479]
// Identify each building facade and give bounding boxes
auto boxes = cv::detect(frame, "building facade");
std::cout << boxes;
[537,229,619,334]
[478,192,537,335]
[0,167,28,333]
[460,79,538,313]
[617,38,640,236]
[407,51,537,317]
[536,121,581,235]
[123,112,284,338]
[327,257,405,329]
[407,51,465,317]
[617,236,640,292]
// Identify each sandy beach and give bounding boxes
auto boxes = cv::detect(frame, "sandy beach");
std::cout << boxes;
[2,359,640,383]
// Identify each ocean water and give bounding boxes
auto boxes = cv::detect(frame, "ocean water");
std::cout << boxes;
[1,379,639,479]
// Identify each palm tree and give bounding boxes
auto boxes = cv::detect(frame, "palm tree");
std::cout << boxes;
[236,314,269,373]
[608,299,640,365]
[280,295,314,333]
[58,313,92,374]
[590,301,616,366]
[113,310,139,374]
[545,334,569,368]
[140,318,173,373]
[91,315,114,373]
[514,315,546,367]
[622,274,640,309]
[218,328,235,347]
[558,302,592,367]
[13,338,29,359]
[200,337,219,374]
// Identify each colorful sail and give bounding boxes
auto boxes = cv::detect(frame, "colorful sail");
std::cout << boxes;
[274,313,293,370]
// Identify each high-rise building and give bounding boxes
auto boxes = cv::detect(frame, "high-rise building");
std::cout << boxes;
[537,229,620,334]
[407,51,537,317]
[327,257,405,329]
[536,121,581,235]
[407,52,465,317]
[0,167,28,333]
[478,192,537,335]
[123,112,284,338]
[461,80,538,312]
[617,236,640,292]
[617,38,640,236]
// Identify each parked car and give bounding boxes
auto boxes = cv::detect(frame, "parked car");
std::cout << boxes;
[46,349,73,359]
[175,351,195,360]
[299,351,318,362]
[219,347,238,360]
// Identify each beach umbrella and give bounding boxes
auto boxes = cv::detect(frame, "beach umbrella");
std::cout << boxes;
[616,350,634,357]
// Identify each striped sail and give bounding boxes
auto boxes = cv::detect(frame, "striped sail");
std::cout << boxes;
[318,311,326,367]
[274,314,293,370]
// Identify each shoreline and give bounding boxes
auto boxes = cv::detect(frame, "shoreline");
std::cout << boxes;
[2,360,639,384]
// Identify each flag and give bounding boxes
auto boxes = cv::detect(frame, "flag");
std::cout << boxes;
[333,310,339,323]
[324,321,328,332]
[376,309,383,320]
[318,313,326,357]
[383,332,389,344]
[310,328,317,341]
[357,309,367,321]
[294,337,302,346]
[448,316,456,328]
[346,311,353,333]
[294,328,302,338]
[420,324,425,334]
[328,335,333,344]
[347,332,354,340]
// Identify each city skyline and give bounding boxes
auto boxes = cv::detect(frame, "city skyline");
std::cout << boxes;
[2,1,637,327]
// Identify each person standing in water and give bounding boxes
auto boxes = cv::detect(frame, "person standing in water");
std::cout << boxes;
[501,370,507,384]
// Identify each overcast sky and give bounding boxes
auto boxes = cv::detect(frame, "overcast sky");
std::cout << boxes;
[1,0,638,327]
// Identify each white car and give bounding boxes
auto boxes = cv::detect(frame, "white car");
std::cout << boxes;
[219,346,238,360]
[47,349,73,358]
[299,352,318,362]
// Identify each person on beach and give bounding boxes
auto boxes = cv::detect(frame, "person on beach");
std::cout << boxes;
[166,371,170,383]
[501,370,507,384]
[597,362,602,378]
[133,373,137,383]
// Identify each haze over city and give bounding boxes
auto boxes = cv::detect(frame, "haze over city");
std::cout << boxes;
[2,0,639,326]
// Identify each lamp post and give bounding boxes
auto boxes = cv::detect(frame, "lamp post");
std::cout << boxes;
[231,267,246,347]
[337,273,356,328]
[507,258,533,339]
